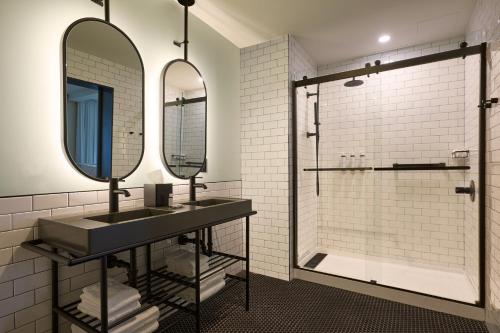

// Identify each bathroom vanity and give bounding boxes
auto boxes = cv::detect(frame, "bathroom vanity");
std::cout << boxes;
[19,1,257,332]
[22,198,256,333]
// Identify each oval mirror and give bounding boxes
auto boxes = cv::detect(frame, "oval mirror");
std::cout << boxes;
[162,60,207,179]
[63,19,144,181]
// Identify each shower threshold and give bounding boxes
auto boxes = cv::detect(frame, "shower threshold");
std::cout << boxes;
[300,252,478,304]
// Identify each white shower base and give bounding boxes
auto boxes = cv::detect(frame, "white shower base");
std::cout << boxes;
[302,252,478,304]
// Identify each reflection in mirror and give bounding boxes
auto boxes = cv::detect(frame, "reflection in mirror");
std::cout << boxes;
[163,60,207,179]
[64,19,144,181]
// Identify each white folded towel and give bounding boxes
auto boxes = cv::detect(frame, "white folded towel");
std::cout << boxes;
[77,300,141,323]
[166,249,210,277]
[199,270,225,287]
[166,247,210,264]
[178,278,225,303]
[71,320,159,333]
[72,306,160,333]
[81,279,140,311]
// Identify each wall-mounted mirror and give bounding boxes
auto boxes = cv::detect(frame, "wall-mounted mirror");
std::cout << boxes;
[162,60,207,179]
[63,19,144,181]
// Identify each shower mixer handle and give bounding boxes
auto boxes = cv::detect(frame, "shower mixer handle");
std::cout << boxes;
[455,180,475,202]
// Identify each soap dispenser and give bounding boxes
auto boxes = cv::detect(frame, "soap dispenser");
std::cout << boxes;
[144,183,173,207]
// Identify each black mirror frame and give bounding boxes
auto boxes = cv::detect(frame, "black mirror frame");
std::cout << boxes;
[161,59,207,180]
[62,18,145,182]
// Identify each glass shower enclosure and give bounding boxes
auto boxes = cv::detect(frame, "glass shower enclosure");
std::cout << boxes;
[292,43,487,306]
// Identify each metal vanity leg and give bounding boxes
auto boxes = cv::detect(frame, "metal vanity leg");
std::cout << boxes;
[207,227,213,256]
[51,249,59,333]
[245,216,250,311]
[100,256,108,333]
[130,248,137,288]
[195,230,201,333]
[146,244,151,297]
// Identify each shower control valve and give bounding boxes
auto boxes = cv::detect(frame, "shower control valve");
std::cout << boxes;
[480,98,498,109]
[455,180,475,202]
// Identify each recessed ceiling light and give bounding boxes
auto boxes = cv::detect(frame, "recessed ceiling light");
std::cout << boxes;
[378,34,391,43]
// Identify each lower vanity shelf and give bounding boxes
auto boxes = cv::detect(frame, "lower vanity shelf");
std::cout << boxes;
[58,254,244,333]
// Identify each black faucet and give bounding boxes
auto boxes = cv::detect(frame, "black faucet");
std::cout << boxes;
[109,178,131,213]
[189,176,207,202]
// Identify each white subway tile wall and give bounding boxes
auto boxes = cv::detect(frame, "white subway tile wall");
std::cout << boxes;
[163,86,207,176]
[468,0,500,328]
[464,52,481,301]
[289,36,319,264]
[488,47,500,331]
[241,35,291,280]
[0,181,243,332]
[305,38,476,274]
[66,47,143,178]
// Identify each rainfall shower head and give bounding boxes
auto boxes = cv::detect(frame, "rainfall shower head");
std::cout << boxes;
[344,77,364,87]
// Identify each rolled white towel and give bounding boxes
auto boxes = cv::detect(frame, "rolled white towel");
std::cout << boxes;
[77,300,141,323]
[81,279,140,311]
[178,278,225,303]
[72,306,160,333]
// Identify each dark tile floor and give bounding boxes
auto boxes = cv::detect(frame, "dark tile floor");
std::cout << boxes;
[161,273,488,333]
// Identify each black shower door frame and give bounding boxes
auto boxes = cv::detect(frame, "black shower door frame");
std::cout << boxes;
[291,43,488,308]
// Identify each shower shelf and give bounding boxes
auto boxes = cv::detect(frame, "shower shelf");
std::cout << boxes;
[303,167,373,171]
[303,164,470,172]
[374,163,470,171]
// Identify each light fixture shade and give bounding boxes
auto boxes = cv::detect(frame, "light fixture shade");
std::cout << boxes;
[378,34,391,43]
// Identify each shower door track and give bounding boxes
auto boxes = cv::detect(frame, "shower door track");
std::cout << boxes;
[291,42,488,308]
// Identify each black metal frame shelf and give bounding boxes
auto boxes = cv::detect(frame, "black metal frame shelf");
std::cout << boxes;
[55,263,244,333]
[22,213,254,333]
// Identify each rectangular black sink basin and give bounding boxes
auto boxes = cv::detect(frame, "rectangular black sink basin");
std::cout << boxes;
[182,198,234,207]
[38,197,253,256]
[87,208,174,224]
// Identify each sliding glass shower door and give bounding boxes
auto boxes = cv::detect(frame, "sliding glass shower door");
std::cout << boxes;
[294,46,484,305]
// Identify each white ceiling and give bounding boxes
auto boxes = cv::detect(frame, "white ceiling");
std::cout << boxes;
[188,0,476,65]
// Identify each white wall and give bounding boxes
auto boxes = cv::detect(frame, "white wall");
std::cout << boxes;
[240,36,290,280]
[0,0,241,197]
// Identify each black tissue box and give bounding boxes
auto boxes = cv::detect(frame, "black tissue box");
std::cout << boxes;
[144,183,173,207]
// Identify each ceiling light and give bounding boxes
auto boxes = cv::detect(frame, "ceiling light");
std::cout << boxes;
[378,34,391,43]
[198,77,203,83]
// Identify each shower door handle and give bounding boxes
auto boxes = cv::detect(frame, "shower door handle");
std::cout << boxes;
[455,180,475,202]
